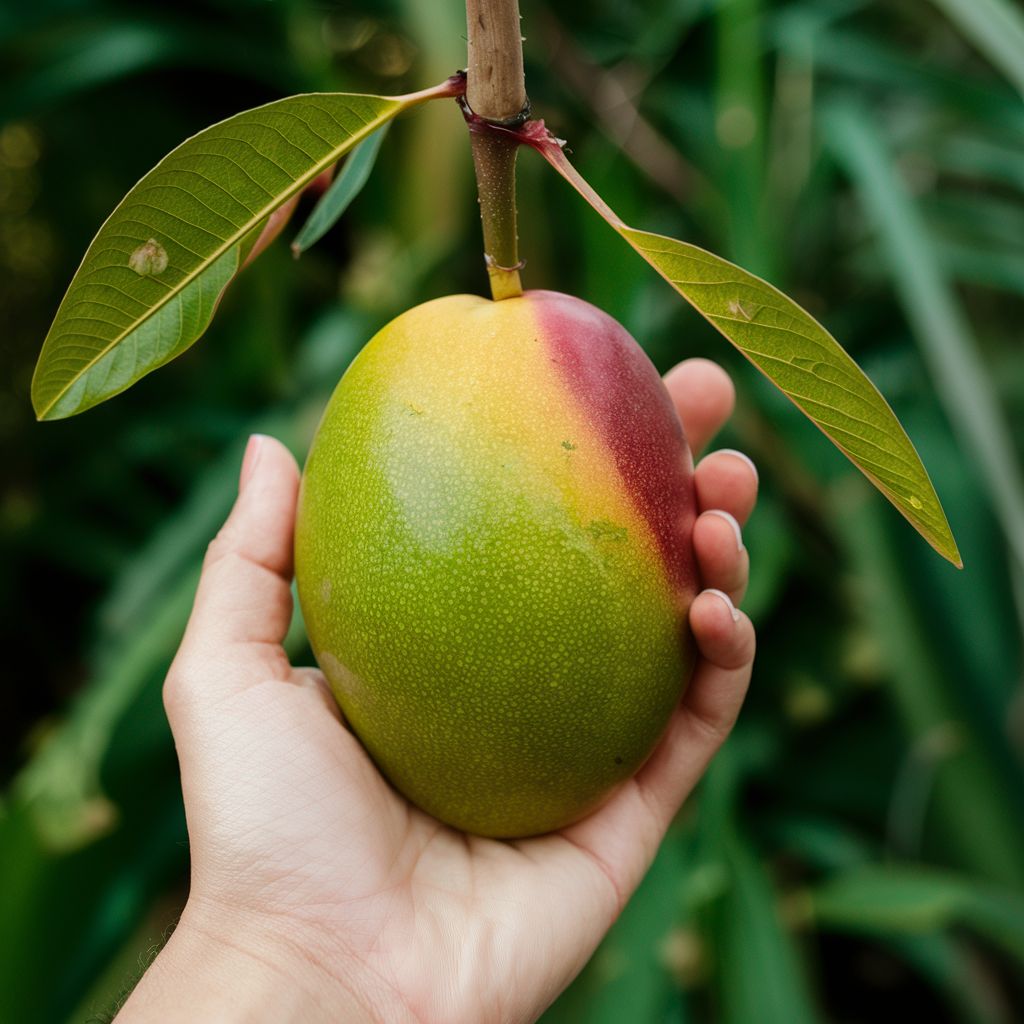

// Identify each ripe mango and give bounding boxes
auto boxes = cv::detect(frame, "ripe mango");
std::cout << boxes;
[294,290,698,837]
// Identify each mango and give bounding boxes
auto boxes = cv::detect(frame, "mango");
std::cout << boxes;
[294,290,698,837]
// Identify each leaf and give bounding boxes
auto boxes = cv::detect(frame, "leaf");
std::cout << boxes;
[826,102,1024,575]
[933,133,1024,194]
[31,78,462,420]
[39,243,242,423]
[524,126,961,567]
[773,18,1024,140]
[926,0,1024,99]
[696,751,821,1024]
[714,832,820,1024]
[880,933,1007,1024]
[291,123,389,256]
[811,866,1024,965]
[0,21,294,122]
[833,475,1024,888]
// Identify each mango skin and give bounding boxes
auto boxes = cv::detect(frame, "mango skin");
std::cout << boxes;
[294,290,698,837]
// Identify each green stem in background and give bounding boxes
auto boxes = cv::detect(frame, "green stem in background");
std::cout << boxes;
[465,0,529,300]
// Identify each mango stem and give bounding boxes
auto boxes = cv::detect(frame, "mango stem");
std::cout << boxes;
[470,130,524,300]
[465,0,528,300]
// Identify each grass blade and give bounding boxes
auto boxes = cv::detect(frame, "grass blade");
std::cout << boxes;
[715,831,820,1024]
[825,102,1024,573]
[698,750,821,1024]
[927,0,1024,98]
[774,22,1024,135]
[812,866,1024,964]
[834,476,1024,888]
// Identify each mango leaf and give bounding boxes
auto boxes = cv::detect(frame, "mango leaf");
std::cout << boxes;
[31,77,461,421]
[524,125,961,567]
[291,123,389,256]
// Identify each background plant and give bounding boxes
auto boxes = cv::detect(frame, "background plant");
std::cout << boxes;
[1,0,1023,1020]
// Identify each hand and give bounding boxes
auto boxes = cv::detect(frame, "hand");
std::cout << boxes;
[118,358,757,1024]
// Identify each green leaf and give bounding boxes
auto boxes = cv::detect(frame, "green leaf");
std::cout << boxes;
[39,243,243,423]
[31,79,460,420]
[926,0,1024,99]
[880,933,1007,1024]
[696,751,821,1024]
[773,19,1024,141]
[714,832,820,1024]
[291,123,389,256]
[527,130,961,567]
[0,21,294,123]
[811,866,1024,965]
[833,475,1024,888]
[825,102,1024,575]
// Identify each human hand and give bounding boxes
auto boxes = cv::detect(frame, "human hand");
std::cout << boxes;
[118,358,757,1024]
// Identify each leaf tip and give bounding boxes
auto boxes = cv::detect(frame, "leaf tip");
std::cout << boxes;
[931,532,963,570]
[32,397,66,422]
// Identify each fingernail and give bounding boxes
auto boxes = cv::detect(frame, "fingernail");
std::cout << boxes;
[704,509,744,552]
[716,448,759,484]
[239,434,266,492]
[705,588,741,622]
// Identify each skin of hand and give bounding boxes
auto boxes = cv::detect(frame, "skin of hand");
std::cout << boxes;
[117,358,757,1024]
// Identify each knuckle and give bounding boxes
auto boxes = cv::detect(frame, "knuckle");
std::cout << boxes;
[689,705,737,747]
[731,620,757,668]
[162,646,206,723]
[730,554,750,589]
[162,662,190,721]
[202,529,237,571]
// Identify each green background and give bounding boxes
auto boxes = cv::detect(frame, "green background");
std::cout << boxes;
[2,0,1023,1020]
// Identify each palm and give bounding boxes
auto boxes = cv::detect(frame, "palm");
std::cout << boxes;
[185,665,621,1021]
[165,359,756,1024]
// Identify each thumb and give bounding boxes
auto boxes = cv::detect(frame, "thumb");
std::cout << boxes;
[166,434,300,707]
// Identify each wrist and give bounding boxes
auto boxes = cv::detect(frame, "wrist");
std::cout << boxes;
[115,901,377,1023]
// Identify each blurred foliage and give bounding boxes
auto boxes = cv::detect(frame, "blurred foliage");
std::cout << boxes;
[1,0,1023,1021]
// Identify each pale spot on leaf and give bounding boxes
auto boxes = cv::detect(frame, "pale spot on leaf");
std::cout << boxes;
[728,300,755,321]
[129,238,168,276]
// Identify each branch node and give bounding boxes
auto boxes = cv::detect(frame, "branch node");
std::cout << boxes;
[485,254,527,272]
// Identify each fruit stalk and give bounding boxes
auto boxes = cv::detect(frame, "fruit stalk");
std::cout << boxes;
[465,0,529,300]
